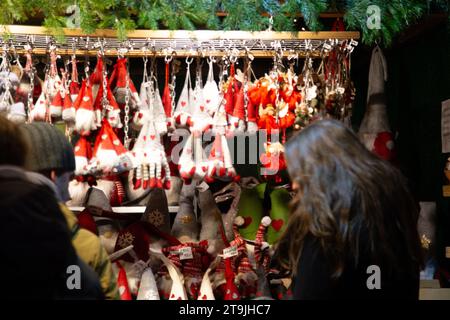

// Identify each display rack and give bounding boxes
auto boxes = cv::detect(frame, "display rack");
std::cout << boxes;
[0,25,360,58]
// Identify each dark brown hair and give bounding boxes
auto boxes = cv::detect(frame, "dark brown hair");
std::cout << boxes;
[0,116,29,168]
[277,119,422,279]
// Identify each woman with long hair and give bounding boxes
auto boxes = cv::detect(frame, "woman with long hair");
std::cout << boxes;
[277,119,422,299]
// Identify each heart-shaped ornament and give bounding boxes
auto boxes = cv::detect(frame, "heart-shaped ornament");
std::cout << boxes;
[271,219,284,232]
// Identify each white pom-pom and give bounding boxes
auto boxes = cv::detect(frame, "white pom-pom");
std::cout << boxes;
[261,216,272,227]
[234,216,245,227]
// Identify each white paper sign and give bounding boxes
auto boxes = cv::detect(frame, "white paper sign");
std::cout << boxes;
[223,246,238,259]
[441,100,450,153]
[179,246,193,260]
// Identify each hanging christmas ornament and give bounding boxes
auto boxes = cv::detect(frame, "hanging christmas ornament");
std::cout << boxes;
[174,58,195,128]
[260,142,287,184]
[62,84,76,123]
[109,57,141,108]
[69,54,80,101]
[88,119,134,175]
[203,58,220,117]
[130,119,171,190]
[75,80,97,135]
[49,89,63,118]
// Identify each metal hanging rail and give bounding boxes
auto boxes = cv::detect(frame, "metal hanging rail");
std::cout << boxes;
[0,25,359,58]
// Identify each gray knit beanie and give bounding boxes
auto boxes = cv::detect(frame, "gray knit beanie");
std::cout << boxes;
[20,122,75,173]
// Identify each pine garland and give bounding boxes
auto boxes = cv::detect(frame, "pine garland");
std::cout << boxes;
[0,0,447,45]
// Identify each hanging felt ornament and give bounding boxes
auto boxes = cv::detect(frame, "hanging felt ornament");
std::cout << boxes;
[74,136,92,176]
[130,119,171,191]
[229,69,246,133]
[173,59,195,128]
[109,57,141,108]
[224,63,236,117]
[162,58,174,128]
[190,62,213,133]
[49,89,63,118]
[75,81,97,136]
[148,69,168,136]
[62,86,76,123]
[44,46,62,102]
[69,54,80,102]
[132,57,152,131]
[178,132,208,184]
[89,119,134,175]
[203,58,220,117]
[89,54,103,102]
[105,85,122,129]
[29,91,48,122]
[260,142,287,184]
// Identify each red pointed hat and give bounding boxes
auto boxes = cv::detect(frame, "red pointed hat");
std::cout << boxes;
[63,91,73,110]
[73,79,86,110]
[89,55,104,86]
[74,136,92,175]
[51,90,63,109]
[78,83,94,111]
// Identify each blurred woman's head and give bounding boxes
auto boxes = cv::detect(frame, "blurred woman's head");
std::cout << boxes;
[279,119,422,278]
[0,115,29,168]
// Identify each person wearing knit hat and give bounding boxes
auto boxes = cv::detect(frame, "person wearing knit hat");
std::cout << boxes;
[19,122,119,299]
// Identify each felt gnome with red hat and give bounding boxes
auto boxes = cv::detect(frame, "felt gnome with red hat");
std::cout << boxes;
[89,119,133,175]
[75,81,97,136]
[49,89,63,118]
[109,57,141,108]
[67,136,93,206]
[260,142,287,184]
[29,90,48,122]
[228,69,246,134]
[62,86,76,123]
[89,54,103,102]
[358,46,396,162]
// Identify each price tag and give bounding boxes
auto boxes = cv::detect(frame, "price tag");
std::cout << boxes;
[223,246,238,259]
[350,39,359,47]
[323,43,332,51]
[179,246,193,260]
